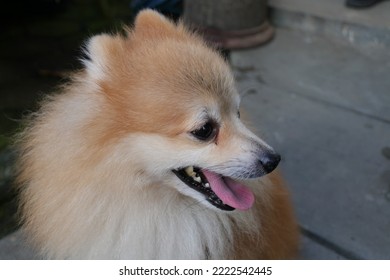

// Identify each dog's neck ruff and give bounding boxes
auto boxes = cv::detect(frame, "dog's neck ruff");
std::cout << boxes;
[34,179,259,259]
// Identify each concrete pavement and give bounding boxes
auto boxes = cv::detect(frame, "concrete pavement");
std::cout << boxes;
[231,28,390,259]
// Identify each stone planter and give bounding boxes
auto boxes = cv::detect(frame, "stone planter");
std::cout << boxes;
[183,0,274,49]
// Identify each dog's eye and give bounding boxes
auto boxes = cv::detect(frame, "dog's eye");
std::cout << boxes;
[191,121,216,141]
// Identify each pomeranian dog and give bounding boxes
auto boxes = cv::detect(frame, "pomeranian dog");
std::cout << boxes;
[15,10,299,259]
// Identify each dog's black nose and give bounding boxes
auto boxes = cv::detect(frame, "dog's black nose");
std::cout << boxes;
[259,151,281,173]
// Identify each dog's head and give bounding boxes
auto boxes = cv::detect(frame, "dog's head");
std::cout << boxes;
[84,10,280,211]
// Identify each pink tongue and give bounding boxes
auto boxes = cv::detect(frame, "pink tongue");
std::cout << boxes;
[202,170,254,210]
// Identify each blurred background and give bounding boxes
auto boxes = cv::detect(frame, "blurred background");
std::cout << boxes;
[0,0,389,259]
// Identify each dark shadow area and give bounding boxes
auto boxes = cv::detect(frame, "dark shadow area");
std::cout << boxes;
[0,0,134,238]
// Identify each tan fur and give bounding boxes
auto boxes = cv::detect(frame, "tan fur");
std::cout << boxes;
[15,10,299,259]
[232,171,299,259]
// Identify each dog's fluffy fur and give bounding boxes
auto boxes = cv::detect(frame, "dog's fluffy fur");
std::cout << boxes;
[16,10,299,259]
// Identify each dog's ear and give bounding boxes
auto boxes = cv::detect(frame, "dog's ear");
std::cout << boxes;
[83,34,124,80]
[83,10,187,80]
[133,9,181,40]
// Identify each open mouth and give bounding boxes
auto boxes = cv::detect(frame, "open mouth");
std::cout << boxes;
[172,166,254,211]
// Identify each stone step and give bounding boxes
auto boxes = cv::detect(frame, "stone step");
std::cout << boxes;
[268,0,390,47]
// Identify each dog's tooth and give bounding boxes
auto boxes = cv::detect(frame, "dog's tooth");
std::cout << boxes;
[185,166,193,173]
[205,183,210,188]
[185,166,194,176]
[194,176,201,183]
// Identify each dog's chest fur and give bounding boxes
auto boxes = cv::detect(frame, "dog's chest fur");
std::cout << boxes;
[40,183,262,259]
